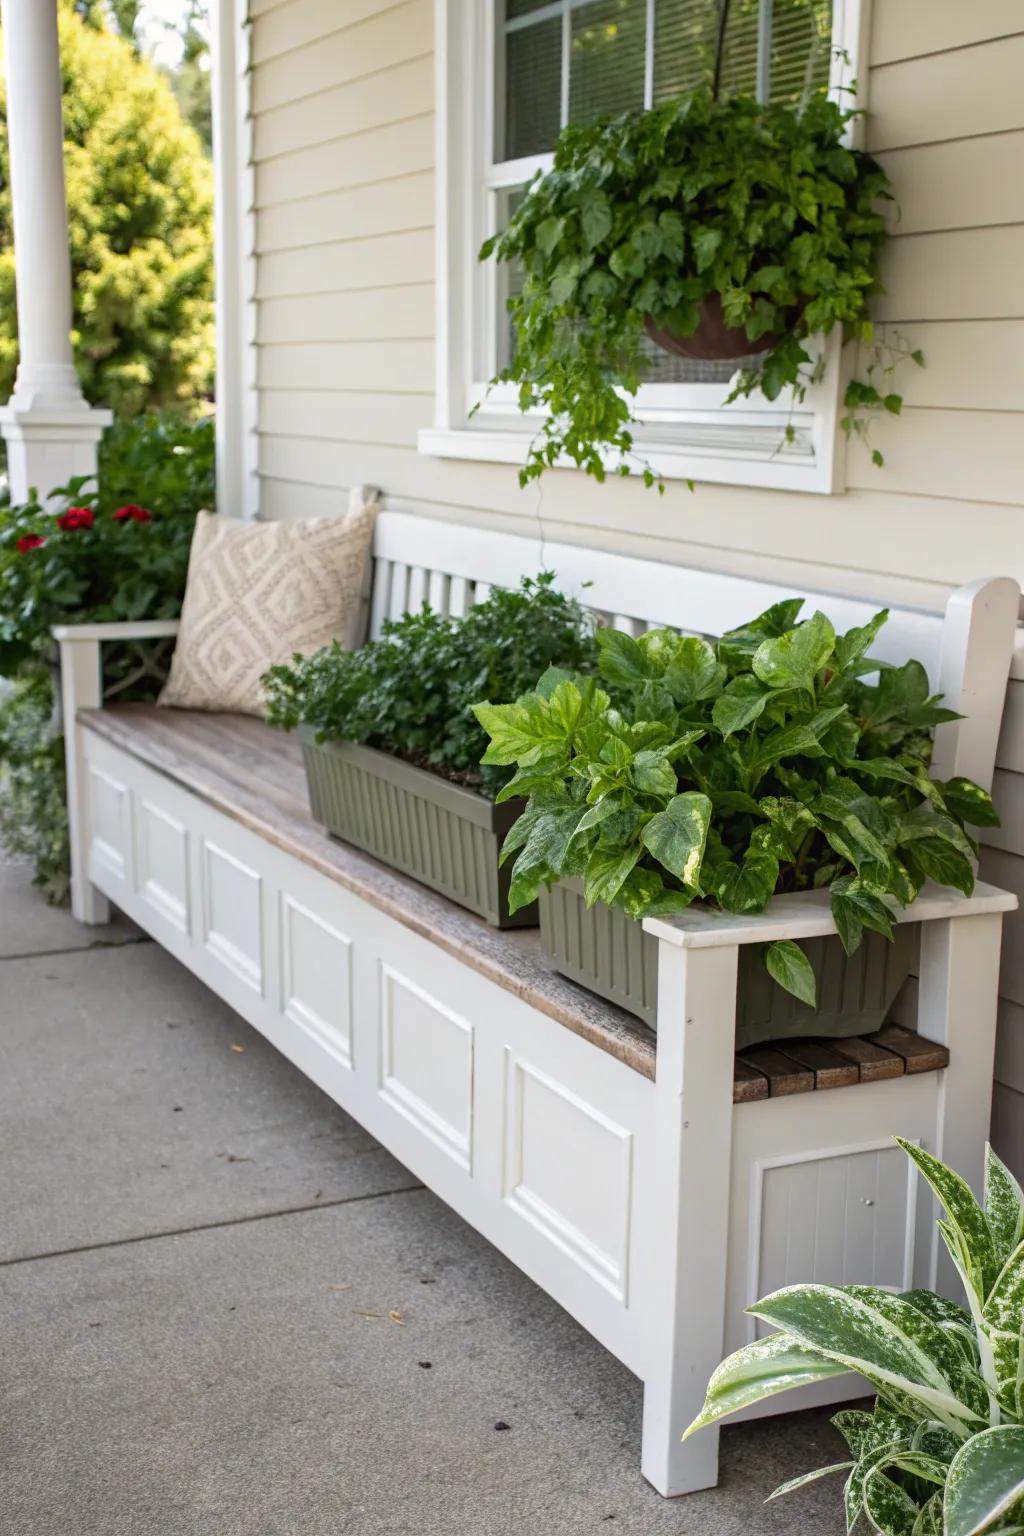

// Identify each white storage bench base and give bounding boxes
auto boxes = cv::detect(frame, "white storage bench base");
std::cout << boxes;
[69,705,1013,1497]
[54,510,1020,1496]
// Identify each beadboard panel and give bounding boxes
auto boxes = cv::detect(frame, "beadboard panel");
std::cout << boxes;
[996,998,1024,1095]
[871,4,1024,66]
[872,228,1024,323]
[251,0,397,65]
[256,172,434,253]
[256,284,434,344]
[252,55,433,161]
[878,135,1024,235]
[980,850,1024,1011]
[258,389,432,446]
[255,114,433,207]
[997,682,1024,770]
[256,339,434,393]
[992,1084,1024,1178]
[251,0,431,116]
[868,36,1024,151]
[257,230,434,299]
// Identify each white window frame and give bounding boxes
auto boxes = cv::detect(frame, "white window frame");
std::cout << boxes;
[420,0,870,493]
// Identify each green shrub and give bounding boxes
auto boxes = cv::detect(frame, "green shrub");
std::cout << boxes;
[264,574,598,798]
[0,413,213,675]
[473,601,997,1000]
[686,1138,1024,1535]
[481,90,902,487]
[0,3,214,415]
[0,413,213,896]
[0,670,70,903]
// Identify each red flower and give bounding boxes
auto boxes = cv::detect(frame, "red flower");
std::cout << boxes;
[112,503,152,524]
[56,506,95,531]
[16,533,46,554]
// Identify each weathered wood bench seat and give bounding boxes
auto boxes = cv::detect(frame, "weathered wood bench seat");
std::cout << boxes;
[56,507,1019,1498]
[82,703,954,1101]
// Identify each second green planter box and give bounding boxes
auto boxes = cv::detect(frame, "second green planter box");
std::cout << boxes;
[539,876,916,1046]
[299,728,534,928]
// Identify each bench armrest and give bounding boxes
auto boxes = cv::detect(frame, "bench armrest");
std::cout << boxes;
[643,880,1018,949]
[52,620,181,642]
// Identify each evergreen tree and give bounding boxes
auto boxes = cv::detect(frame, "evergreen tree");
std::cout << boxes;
[0,2,214,416]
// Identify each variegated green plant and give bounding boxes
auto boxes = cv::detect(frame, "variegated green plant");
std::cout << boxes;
[686,1139,1024,1534]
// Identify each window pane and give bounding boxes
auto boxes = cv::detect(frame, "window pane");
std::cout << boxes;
[640,338,745,384]
[653,0,760,101]
[495,187,527,373]
[769,0,832,102]
[568,0,646,127]
[503,16,563,160]
[506,0,555,16]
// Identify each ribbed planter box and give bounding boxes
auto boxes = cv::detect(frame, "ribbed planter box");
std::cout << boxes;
[299,729,535,928]
[539,877,916,1046]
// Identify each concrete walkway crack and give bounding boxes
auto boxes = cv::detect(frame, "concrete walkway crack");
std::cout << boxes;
[0,1182,425,1269]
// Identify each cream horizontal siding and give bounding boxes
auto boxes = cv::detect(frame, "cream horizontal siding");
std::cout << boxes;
[250,0,431,115]
[247,3,1024,1170]
[252,55,433,160]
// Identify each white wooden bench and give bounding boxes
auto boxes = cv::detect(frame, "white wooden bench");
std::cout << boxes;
[55,508,1019,1497]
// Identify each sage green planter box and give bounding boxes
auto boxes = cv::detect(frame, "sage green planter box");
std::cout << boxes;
[539,877,916,1047]
[299,729,535,928]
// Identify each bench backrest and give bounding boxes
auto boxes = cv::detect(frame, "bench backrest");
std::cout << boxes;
[369,509,1020,793]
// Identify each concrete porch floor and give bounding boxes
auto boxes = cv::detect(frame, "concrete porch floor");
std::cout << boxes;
[0,858,853,1536]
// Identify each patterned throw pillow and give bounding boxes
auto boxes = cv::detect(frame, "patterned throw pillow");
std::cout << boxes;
[158,486,378,716]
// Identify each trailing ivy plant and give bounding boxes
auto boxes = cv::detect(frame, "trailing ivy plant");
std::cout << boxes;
[473,601,997,1003]
[263,574,597,798]
[480,89,910,487]
[686,1138,1024,1536]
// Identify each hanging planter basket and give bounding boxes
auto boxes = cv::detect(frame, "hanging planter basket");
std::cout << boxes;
[644,293,790,363]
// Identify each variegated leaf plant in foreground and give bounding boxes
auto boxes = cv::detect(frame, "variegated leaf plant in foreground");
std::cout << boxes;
[686,1140,1024,1535]
[473,600,998,1006]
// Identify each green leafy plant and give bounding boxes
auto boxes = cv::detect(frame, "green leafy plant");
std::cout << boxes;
[686,1138,1024,1535]
[473,600,997,1003]
[0,413,213,676]
[480,89,909,487]
[263,574,597,799]
[0,670,71,903]
[0,412,213,897]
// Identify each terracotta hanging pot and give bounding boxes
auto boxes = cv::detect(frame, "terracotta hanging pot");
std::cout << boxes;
[644,292,788,362]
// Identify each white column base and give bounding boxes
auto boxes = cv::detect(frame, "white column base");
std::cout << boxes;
[0,403,113,505]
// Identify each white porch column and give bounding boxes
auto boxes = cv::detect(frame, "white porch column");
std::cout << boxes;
[0,0,110,504]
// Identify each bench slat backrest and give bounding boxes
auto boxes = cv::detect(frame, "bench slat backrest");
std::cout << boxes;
[370,511,1020,794]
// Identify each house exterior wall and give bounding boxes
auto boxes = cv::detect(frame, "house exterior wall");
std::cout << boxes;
[246,0,1024,1166]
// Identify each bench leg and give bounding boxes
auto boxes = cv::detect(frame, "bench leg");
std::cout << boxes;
[59,636,110,925]
[639,941,739,1496]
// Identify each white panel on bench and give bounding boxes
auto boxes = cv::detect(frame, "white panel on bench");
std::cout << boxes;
[503,1052,634,1304]
[369,512,947,678]
[750,1140,917,1341]
[280,894,352,1071]
[379,965,473,1171]
[87,762,131,887]
[201,840,264,995]
[135,798,190,935]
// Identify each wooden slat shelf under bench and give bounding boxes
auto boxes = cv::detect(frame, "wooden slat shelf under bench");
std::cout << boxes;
[80,705,951,1100]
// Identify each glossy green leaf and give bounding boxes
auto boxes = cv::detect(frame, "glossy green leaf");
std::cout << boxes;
[641,792,712,888]
[683,1331,850,1438]
[895,1140,998,1308]
[752,611,836,696]
[986,1146,1024,1266]
[945,1427,1024,1536]
[664,636,727,705]
[764,939,817,1006]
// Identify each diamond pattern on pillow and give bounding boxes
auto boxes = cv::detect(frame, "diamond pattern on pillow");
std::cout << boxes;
[158,486,378,716]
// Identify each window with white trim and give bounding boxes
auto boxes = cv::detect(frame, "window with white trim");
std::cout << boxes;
[421,0,866,493]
